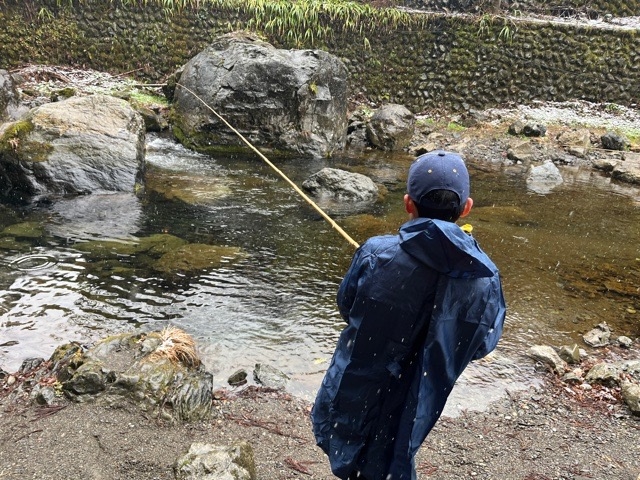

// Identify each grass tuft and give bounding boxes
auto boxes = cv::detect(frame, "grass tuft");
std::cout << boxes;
[148,326,201,368]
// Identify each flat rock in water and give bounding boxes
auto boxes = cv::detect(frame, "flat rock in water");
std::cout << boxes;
[526,161,563,194]
[302,167,378,202]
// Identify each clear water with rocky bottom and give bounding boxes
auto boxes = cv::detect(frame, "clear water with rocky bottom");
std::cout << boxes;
[1,135,638,413]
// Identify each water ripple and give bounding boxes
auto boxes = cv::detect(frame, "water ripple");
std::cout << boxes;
[8,254,58,272]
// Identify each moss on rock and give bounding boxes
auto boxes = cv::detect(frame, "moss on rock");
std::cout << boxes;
[0,221,44,239]
[154,243,244,273]
[145,166,233,205]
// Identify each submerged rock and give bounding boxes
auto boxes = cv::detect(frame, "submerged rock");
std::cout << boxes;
[0,221,44,239]
[145,164,233,205]
[47,193,143,242]
[153,243,244,274]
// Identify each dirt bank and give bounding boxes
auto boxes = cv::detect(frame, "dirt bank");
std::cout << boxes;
[1,371,639,480]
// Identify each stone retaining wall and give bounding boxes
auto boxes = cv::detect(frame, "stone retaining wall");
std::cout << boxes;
[1,1,638,113]
[400,0,640,16]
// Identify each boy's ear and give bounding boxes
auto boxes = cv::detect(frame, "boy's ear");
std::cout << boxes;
[459,197,473,218]
[404,194,417,216]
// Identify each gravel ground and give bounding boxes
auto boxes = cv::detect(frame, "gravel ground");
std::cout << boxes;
[1,375,639,480]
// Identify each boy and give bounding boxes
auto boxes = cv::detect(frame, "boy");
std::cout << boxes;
[312,150,506,480]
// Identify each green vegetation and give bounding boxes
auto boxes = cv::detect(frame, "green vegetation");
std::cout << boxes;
[415,117,435,127]
[28,0,423,49]
[604,102,623,113]
[0,221,44,239]
[622,129,640,147]
[129,91,169,108]
[446,121,466,132]
[477,13,517,43]
[0,120,34,157]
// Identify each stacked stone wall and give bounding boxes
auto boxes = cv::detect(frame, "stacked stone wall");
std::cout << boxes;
[400,0,640,16]
[0,0,638,113]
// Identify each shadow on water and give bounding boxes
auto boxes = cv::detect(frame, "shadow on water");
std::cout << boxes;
[1,135,639,409]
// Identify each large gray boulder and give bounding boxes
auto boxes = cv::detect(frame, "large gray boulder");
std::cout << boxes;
[0,94,145,202]
[366,103,415,151]
[0,69,20,121]
[172,32,348,158]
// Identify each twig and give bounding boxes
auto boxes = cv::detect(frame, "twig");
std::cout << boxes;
[416,460,439,475]
[14,429,43,442]
[32,404,67,421]
[115,67,145,77]
[225,413,307,441]
[284,457,317,475]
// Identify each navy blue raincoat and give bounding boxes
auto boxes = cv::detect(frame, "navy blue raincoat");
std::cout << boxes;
[312,218,506,480]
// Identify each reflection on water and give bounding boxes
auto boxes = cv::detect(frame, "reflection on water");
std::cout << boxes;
[1,135,639,406]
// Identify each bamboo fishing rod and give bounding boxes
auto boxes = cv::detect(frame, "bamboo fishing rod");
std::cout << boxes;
[176,83,360,249]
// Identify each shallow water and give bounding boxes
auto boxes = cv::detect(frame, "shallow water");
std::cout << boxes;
[1,135,639,411]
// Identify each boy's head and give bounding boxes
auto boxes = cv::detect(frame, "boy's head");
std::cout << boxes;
[406,150,471,222]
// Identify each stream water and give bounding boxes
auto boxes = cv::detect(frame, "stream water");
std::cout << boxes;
[1,135,639,413]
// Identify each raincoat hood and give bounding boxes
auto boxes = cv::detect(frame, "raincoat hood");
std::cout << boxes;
[399,218,496,279]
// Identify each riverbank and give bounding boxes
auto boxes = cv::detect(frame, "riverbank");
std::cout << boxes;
[1,369,639,480]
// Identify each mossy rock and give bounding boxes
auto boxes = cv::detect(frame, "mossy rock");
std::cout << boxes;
[0,118,52,163]
[73,239,140,258]
[0,120,34,152]
[135,233,188,256]
[0,236,32,252]
[153,243,244,273]
[472,205,528,224]
[0,221,44,239]
[74,233,188,259]
[341,214,397,241]
[51,87,76,101]
[145,166,233,205]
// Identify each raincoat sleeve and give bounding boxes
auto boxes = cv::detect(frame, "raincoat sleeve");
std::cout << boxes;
[471,277,507,360]
[336,246,367,323]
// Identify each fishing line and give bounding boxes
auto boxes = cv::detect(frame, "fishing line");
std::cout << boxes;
[176,83,360,249]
